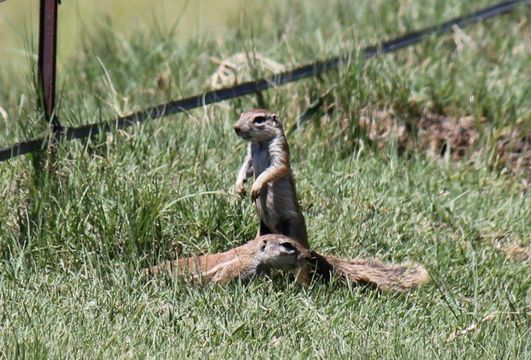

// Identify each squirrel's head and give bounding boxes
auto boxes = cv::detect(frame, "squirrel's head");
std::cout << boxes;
[255,234,310,270]
[233,109,284,143]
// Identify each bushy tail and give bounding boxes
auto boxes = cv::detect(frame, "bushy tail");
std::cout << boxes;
[316,253,429,292]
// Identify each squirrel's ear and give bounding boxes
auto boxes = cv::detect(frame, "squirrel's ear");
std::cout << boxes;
[271,114,278,123]
[260,240,267,251]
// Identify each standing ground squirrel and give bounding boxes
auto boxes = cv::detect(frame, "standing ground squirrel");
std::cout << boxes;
[233,109,309,249]
[144,234,311,285]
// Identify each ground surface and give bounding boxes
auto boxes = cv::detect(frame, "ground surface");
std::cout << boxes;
[0,1,529,358]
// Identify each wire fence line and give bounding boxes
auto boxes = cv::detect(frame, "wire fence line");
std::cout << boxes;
[0,0,528,163]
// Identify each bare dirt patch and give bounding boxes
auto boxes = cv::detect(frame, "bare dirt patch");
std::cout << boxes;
[493,130,531,179]
[417,112,481,160]
[355,108,530,184]
[357,109,482,159]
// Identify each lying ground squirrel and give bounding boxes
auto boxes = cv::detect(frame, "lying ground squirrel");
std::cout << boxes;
[145,234,427,291]
[144,234,311,285]
[234,109,429,291]
[233,109,309,249]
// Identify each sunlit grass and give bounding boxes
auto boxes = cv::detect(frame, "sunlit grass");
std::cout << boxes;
[0,0,529,358]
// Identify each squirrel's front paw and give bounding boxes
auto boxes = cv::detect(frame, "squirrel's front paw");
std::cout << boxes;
[251,182,262,201]
[235,182,247,197]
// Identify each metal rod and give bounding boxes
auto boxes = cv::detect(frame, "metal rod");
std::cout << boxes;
[38,0,62,133]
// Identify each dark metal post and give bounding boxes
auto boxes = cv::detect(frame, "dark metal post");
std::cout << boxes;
[38,0,62,134]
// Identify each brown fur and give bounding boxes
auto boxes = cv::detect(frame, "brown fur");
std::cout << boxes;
[144,234,311,285]
[233,109,309,249]
[317,254,429,292]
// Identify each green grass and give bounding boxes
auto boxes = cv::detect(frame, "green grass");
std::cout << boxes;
[0,0,530,358]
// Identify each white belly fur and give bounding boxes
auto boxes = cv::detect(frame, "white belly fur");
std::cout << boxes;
[251,142,300,230]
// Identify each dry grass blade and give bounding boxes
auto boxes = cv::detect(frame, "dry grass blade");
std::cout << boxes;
[447,313,497,342]
[502,245,530,262]
[0,104,7,122]
[208,52,286,89]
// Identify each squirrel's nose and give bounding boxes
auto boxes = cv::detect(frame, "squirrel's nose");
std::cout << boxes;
[233,125,242,135]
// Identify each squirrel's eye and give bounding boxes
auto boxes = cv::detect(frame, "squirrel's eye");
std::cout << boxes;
[280,242,296,252]
[253,116,267,124]
[260,241,267,251]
